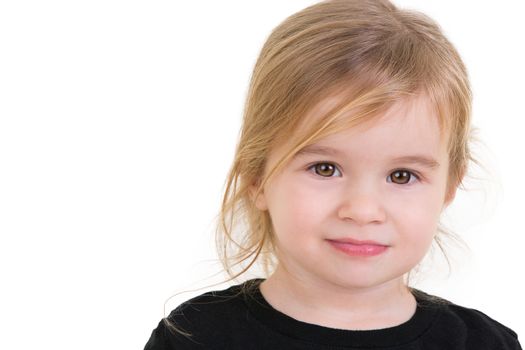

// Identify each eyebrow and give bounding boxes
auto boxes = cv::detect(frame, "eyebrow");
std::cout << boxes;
[294,145,441,169]
[295,145,344,157]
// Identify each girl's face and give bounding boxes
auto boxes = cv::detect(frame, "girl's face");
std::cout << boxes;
[253,94,456,291]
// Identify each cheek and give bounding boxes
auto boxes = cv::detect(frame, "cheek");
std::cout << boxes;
[390,187,443,229]
[267,183,327,240]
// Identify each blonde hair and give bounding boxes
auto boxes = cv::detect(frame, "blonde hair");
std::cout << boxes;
[216,0,478,285]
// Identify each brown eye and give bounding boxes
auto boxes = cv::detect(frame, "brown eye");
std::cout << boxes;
[390,170,416,185]
[310,163,340,177]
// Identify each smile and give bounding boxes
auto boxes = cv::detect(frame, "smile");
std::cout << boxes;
[326,239,389,257]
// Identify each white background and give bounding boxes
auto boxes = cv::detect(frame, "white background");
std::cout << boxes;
[0,1,524,349]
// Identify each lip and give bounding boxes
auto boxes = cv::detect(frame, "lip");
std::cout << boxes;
[326,238,389,257]
[327,237,387,246]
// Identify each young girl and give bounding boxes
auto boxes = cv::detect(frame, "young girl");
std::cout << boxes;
[145,0,521,348]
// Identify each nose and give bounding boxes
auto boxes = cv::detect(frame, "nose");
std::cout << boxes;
[337,185,386,225]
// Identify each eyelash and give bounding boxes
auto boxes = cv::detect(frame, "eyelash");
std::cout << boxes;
[306,162,421,185]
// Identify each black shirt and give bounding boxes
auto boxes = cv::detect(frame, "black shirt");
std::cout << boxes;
[144,278,521,349]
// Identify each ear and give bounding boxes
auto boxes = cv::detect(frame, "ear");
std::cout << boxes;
[443,185,458,208]
[443,167,465,208]
[249,184,268,211]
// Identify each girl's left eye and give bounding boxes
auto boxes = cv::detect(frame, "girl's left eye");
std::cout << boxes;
[387,169,420,185]
[308,162,342,178]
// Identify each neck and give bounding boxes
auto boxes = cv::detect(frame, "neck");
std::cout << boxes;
[259,264,417,330]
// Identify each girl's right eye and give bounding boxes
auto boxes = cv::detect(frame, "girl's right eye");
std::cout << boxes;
[307,162,342,178]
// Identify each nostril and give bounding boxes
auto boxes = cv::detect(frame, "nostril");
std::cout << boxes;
[337,200,386,225]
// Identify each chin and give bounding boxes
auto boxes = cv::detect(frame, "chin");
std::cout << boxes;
[327,274,405,291]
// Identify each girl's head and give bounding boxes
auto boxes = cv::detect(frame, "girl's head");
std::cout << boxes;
[216,0,474,284]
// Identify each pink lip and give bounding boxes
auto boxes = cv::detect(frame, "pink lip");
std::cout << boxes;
[327,238,389,257]
[328,237,386,245]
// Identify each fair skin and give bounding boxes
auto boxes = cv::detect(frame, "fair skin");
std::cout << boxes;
[251,94,460,330]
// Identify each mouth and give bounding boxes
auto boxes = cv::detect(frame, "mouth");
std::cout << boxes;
[327,237,388,246]
[326,238,389,257]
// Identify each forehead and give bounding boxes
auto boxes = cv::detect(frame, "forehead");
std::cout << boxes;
[298,87,446,134]
[357,95,442,144]
[293,94,448,163]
